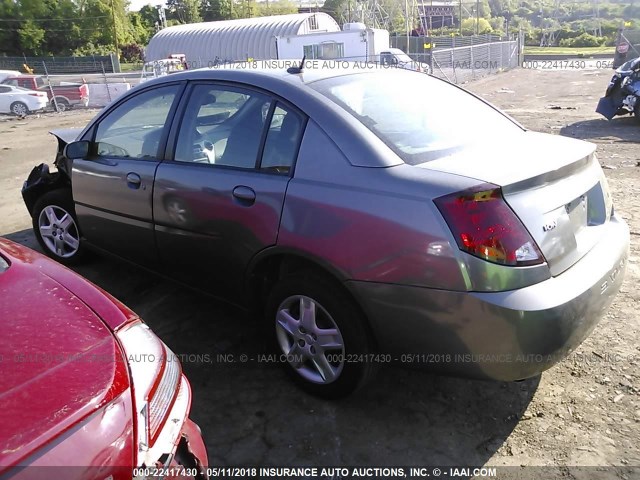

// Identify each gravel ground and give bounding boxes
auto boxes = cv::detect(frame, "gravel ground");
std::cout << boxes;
[0,66,638,477]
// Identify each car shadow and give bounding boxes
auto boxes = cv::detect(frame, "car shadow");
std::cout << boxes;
[3,228,539,467]
[561,116,640,142]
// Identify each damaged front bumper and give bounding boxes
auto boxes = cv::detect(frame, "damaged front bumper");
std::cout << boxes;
[135,377,209,480]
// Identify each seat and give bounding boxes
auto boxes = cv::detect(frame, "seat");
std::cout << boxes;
[217,103,265,169]
[261,112,302,172]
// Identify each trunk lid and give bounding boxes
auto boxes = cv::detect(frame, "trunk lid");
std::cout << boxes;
[421,131,613,275]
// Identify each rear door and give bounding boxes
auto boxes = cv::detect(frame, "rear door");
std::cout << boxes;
[153,82,306,301]
[71,82,184,266]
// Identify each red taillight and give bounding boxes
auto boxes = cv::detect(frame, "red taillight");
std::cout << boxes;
[434,184,544,266]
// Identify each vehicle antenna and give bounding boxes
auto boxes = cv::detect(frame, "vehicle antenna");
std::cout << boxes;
[287,55,307,74]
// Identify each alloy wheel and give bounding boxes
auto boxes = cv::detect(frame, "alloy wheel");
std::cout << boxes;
[275,295,345,384]
[38,205,80,258]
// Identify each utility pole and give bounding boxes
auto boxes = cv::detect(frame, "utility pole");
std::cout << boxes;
[110,0,119,57]
[458,0,462,35]
[476,0,480,34]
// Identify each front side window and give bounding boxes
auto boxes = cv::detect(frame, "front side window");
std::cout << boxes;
[309,70,522,165]
[174,84,270,169]
[94,84,180,159]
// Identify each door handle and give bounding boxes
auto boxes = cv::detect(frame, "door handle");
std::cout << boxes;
[232,185,256,205]
[126,172,141,189]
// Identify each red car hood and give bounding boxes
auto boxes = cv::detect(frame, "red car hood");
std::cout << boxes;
[0,239,131,468]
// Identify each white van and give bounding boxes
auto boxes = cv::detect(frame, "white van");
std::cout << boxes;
[0,70,21,83]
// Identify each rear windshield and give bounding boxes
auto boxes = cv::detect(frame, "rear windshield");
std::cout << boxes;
[309,71,523,165]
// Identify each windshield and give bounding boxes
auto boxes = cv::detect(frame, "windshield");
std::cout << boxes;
[393,52,413,63]
[309,70,523,165]
[0,255,8,273]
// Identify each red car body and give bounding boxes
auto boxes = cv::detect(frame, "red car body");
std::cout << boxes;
[0,238,208,479]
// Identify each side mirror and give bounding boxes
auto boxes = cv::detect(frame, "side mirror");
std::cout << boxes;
[64,140,90,160]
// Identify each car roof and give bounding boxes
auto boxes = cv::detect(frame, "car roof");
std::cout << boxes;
[105,64,445,169]
[146,61,420,89]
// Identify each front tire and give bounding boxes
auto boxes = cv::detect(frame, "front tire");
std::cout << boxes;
[634,99,640,125]
[265,271,376,398]
[32,189,85,265]
[10,101,28,116]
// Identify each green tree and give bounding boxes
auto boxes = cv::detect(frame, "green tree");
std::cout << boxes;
[167,0,203,24]
[18,20,46,55]
[201,0,236,21]
[461,17,493,35]
[255,0,298,16]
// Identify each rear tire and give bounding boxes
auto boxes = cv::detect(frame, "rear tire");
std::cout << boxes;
[634,100,640,125]
[10,101,28,116]
[52,98,69,112]
[265,271,376,399]
[32,189,85,266]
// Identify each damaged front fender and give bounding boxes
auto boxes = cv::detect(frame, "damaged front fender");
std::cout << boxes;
[21,163,70,216]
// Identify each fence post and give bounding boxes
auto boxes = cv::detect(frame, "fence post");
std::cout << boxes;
[42,61,59,113]
[470,45,475,79]
[102,62,112,104]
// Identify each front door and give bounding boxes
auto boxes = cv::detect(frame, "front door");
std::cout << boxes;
[71,83,183,266]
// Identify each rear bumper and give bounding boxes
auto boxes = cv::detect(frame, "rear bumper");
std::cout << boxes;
[348,214,630,381]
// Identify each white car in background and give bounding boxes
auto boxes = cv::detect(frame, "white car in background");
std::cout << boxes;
[0,84,48,116]
[380,48,432,74]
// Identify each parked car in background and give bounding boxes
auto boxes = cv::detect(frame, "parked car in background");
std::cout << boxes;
[1,75,89,112]
[22,65,629,398]
[379,48,431,74]
[0,238,208,478]
[0,84,48,115]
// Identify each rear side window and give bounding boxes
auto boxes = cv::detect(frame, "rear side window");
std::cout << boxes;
[0,255,8,274]
[174,84,270,168]
[260,104,304,174]
[309,71,522,165]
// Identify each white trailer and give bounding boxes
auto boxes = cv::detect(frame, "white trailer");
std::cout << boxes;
[275,23,390,62]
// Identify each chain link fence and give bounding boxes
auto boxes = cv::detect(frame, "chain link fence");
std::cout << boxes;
[0,55,134,112]
[0,54,120,74]
[392,34,522,83]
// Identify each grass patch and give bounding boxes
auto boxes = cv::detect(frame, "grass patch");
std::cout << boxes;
[524,46,615,55]
[120,62,143,72]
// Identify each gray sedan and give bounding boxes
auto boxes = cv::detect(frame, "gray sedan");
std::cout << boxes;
[22,65,629,398]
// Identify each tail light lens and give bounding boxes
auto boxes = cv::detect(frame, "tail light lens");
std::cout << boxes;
[116,321,181,453]
[434,184,544,266]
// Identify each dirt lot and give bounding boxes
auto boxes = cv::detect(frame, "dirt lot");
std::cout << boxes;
[0,66,638,476]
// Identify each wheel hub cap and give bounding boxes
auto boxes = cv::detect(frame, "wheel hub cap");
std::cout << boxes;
[38,205,80,258]
[275,295,345,385]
